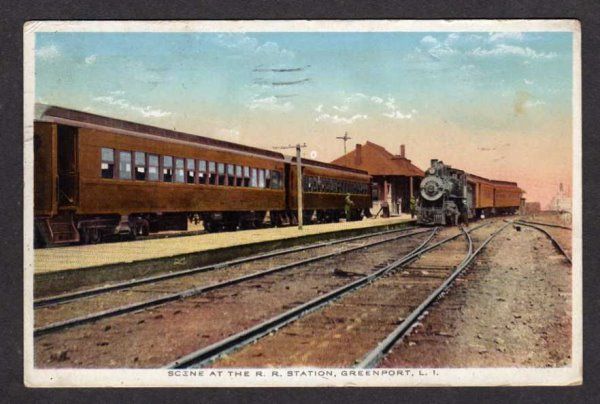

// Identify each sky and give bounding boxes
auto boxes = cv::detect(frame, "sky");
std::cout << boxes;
[35,31,574,207]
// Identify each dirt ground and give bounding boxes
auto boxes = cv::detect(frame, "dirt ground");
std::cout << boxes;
[380,223,572,368]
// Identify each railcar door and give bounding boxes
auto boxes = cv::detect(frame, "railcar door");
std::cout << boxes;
[57,125,79,207]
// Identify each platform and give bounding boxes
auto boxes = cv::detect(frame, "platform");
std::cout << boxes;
[33,216,415,295]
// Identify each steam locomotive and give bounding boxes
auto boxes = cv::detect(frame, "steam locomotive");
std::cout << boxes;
[416,159,523,226]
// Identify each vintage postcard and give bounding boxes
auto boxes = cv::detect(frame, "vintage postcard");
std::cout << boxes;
[23,20,581,387]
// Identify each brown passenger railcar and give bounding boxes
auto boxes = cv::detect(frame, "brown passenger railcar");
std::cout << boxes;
[33,105,372,246]
[287,158,372,223]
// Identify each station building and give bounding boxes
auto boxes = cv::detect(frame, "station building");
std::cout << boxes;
[331,141,424,216]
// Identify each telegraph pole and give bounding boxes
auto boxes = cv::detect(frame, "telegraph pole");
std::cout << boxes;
[336,131,352,155]
[274,143,307,230]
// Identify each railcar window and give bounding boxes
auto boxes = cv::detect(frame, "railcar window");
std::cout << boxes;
[265,170,271,188]
[198,160,207,184]
[236,165,243,186]
[258,169,266,188]
[227,164,235,186]
[243,166,250,187]
[134,151,146,180]
[217,163,225,185]
[119,151,132,180]
[208,161,216,185]
[101,147,114,179]
[271,170,281,189]
[175,158,185,183]
[163,156,173,182]
[148,155,159,181]
[250,168,258,187]
[186,159,195,184]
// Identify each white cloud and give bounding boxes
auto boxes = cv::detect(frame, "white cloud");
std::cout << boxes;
[216,127,241,141]
[315,113,368,124]
[420,36,439,46]
[36,44,60,60]
[248,96,293,112]
[92,95,172,118]
[470,44,557,59]
[419,34,457,59]
[524,79,534,85]
[488,32,524,42]
[215,34,295,60]
[315,104,323,113]
[382,110,416,120]
[524,99,545,108]
[84,54,97,65]
[370,96,384,104]
[109,90,125,96]
[332,105,349,112]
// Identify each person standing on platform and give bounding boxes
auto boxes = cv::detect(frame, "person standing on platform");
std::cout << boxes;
[409,195,416,218]
[345,193,355,221]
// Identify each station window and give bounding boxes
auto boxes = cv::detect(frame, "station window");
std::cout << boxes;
[186,159,195,184]
[101,147,114,179]
[118,151,132,180]
[265,170,271,188]
[163,156,173,182]
[271,170,281,189]
[243,166,250,187]
[208,161,216,185]
[175,158,185,183]
[198,160,207,184]
[235,165,243,186]
[134,151,146,181]
[258,169,266,188]
[217,163,225,185]
[147,155,159,181]
[226,164,235,186]
[371,182,379,201]
[250,168,258,187]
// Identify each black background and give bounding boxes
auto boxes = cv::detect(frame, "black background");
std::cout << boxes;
[1,1,598,402]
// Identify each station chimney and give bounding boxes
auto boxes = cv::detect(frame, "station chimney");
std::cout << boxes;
[355,144,362,165]
[400,144,405,158]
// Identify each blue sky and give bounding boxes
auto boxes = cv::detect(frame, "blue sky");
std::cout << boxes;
[35,31,574,206]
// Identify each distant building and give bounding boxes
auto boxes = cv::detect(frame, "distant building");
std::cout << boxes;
[523,201,541,215]
[331,141,423,215]
[548,183,572,213]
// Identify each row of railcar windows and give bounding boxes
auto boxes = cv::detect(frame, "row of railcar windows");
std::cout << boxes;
[302,175,369,195]
[100,148,283,189]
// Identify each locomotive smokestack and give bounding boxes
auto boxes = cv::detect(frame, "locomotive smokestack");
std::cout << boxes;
[400,144,405,158]
[355,144,362,165]
[430,158,438,167]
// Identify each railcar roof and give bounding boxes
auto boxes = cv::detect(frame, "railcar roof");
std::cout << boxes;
[35,104,285,160]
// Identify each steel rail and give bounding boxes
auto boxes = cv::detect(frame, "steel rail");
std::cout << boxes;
[165,223,489,369]
[514,220,572,264]
[35,225,419,308]
[34,227,431,337]
[517,219,572,231]
[356,221,511,368]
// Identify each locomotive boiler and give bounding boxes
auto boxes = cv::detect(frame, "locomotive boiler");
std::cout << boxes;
[416,159,524,226]
[416,159,469,226]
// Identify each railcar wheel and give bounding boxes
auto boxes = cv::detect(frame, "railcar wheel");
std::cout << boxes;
[82,227,102,244]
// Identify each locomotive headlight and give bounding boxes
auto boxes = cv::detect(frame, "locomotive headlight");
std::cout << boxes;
[428,167,435,174]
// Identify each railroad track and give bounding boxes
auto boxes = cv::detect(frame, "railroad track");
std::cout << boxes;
[514,220,572,264]
[34,225,431,337]
[356,221,511,368]
[166,223,492,369]
[517,219,572,231]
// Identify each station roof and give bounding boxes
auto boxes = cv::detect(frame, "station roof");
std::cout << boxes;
[330,141,424,177]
